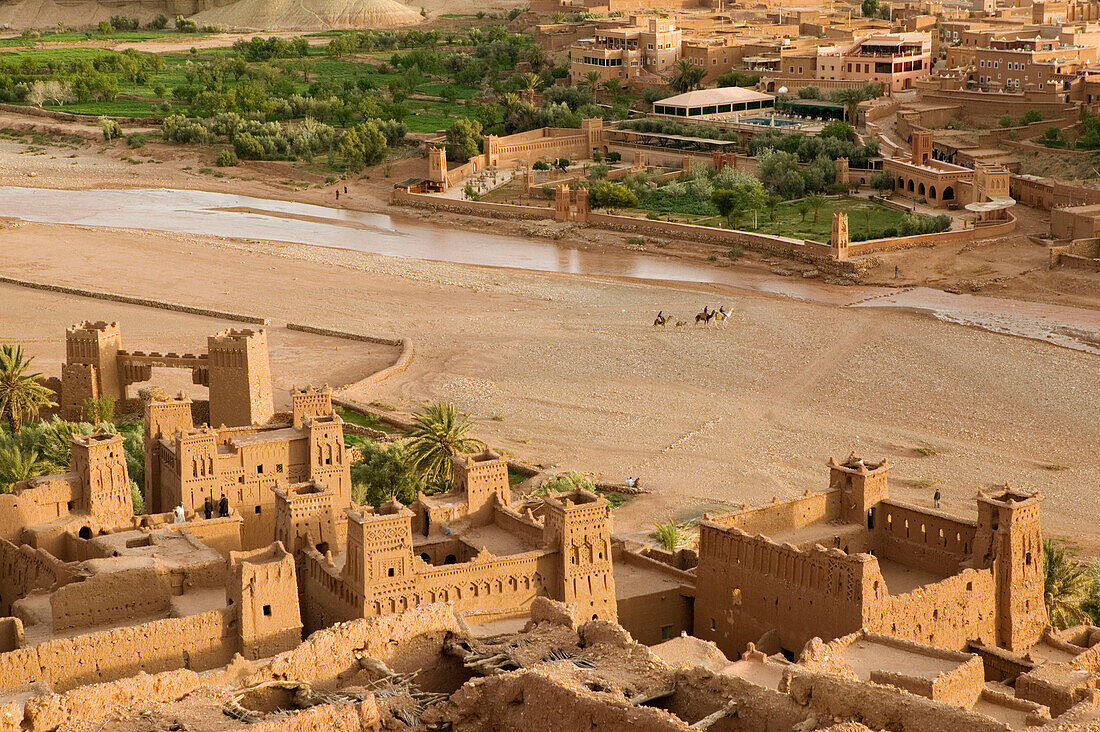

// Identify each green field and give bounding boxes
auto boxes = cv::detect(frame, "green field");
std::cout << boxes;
[696,197,906,242]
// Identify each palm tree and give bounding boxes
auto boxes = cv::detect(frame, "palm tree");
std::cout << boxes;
[516,72,541,94]
[0,345,55,432]
[806,193,826,223]
[405,402,483,484]
[0,439,45,493]
[653,518,687,551]
[601,78,623,100]
[832,87,870,125]
[581,71,602,96]
[1044,538,1094,628]
[669,59,706,94]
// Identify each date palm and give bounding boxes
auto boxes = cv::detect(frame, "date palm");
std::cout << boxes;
[405,402,483,484]
[581,70,602,95]
[806,193,826,223]
[0,438,45,493]
[1044,539,1094,628]
[0,345,55,432]
[832,86,870,125]
[670,59,706,94]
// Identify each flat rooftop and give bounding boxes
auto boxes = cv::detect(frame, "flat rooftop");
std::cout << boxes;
[614,559,692,598]
[456,524,540,557]
[839,637,961,681]
[878,558,952,595]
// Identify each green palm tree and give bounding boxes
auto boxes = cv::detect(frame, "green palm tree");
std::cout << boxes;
[0,439,45,493]
[806,193,826,223]
[405,402,483,484]
[1044,538,1094,628]
[0,345,56,432]
[670,59,706,94]
[581,70,602,95]
[831,87,870,125]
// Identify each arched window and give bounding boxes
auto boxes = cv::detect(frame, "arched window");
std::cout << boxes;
[918,182,926,196]
[929,186,937,199]
[907,179,915,192]
[943,186,955,200]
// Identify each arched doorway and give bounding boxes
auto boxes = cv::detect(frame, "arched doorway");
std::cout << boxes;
[942,186,955,200]
[929,186,937,199]
[907,180,914,192]
[918,182,925,196]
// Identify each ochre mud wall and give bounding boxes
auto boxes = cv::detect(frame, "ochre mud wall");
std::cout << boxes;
[865,568,997,651]
[0,609,234,693]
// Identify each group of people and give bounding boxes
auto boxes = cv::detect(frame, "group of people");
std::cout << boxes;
[172,495,232,524]
[653,305,730,327]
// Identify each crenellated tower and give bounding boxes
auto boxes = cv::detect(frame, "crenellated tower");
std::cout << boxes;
[543,490,617,622]
[343,503,415,607]
[60,322,122,420]
[143,392,194,513]
[70,431,132,531]
[207,329,273,428]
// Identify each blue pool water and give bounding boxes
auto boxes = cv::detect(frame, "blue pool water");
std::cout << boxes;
[741,117,800,127]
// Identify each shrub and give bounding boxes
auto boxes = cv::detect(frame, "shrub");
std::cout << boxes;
[232,131,265,160]
[532,160,550,170]
[125,133,148,148]
[216,148,239,166]
[161,114,208,143]
[147,14,169,29]
[607,151,621,162]
[588,181,639,208]
[1022,109,1042,125]
[99,116,122,142]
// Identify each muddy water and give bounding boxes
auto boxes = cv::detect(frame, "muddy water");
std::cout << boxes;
[1,186,1098,354]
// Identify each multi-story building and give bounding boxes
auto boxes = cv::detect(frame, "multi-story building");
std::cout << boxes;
[819,32,933,92]
[145,386,352,550]
[969,35,1096,95]
[297,448,619,633]
[568,16,682,87]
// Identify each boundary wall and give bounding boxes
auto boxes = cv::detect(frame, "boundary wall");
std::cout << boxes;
[0,537,72,615]
[0,609,234,693]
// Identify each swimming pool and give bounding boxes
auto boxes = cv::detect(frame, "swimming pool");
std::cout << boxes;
[740,117,801,127]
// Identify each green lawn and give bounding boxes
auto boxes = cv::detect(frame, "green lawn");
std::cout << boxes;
[48,100,162,117]
[335,405,400,434]
[416,82,479,99]
[695,197,906,242]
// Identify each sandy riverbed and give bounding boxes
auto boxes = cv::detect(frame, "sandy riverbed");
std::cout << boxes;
[0,129,1098,551]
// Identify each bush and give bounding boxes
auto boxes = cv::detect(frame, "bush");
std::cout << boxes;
[99,116,122,141]
[216,148,239,166]
[532,160,550,170]
[126,133,148,148]
[1022,109,1042,125]
[161,114,209,143]
[588,181,639,209]
[232,131,265,160]
[607,151,621,162]
[147,14,169,29]
[898,212,951,236]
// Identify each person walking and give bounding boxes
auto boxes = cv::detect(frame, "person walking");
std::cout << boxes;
[933,489,941,509]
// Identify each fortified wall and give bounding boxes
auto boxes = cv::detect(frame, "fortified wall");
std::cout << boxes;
[694,455,1046,658]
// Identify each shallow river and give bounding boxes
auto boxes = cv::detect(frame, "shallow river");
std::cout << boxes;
[0,186,1097,354]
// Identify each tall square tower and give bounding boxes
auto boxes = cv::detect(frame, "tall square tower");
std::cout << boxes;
[207,329,274,428]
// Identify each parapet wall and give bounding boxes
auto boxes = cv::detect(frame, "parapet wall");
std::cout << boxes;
[876,500,975,575]
[705,491,839,535]
[0,609,234,693]
[49,566,171,632]
[493,505,545,548]
[0,537,71,615]
[866,567,997,652]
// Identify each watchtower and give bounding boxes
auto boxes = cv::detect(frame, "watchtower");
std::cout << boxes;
[828,454,890,528]
[61,322,122,420]
[292,385,333,428]
[555,184,571,222]
[911,129,933,165]
[207,329,273,428]
[166,428,218,514]
[343,503,415,601]
[273,481,338,557]
[543,490,617,621]
[305,414,351,510]
[144,392,194,513]
[581,117,604,150]
[427,146,449,190]
[70,431,132,531]
[228,543,302,660]
[974,488,1047,651]
[574,187,590,224]
[836,157,850,186]
[452,447,511,524]
[832,212,850,261]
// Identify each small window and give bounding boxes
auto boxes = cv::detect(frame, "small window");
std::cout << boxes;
[255,505,261,514]
[388,567,395,577]
[276,464,283,473]
[710,618,716,631]
[239,476,245,484]
[257,464,263,474]
[661,625,673,640]
[262,604,271,616]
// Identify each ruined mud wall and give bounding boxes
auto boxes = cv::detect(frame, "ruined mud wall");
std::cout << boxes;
[0,537,70,615]
[705,491,839,535]
[0,609,234,693]
[613,547,695,646]
[864,567,996,652]
[441,667,696,731]
[875,500,975,575]
[666,667,806,731]
[694,523,869,657]
[492,505,545,548]
[787,670,1011,732]
[248,603,462,685]
[50,566,171,632]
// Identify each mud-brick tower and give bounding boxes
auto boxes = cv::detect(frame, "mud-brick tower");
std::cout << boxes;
[228,543,302,660]
[911,129,933,165]
[70,431,132,531]
[452,447,511,524]
[60,322,122,420]
[207,329,274,428]
[165,428,218,515]
[291,385,333,427]
[143,393,195,513]
[428,146,449,191]
[343,503,415,613]
[974,488,1047,651]
[832,212,850,261]
[305,414,351,512]
[829,454,890,528]
[543,490,617,622]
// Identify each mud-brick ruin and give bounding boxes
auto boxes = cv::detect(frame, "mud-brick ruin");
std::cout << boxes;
[2,322,1100,730]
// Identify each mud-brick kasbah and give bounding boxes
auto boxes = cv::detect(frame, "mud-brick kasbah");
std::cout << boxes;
[1,321,1099,731]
